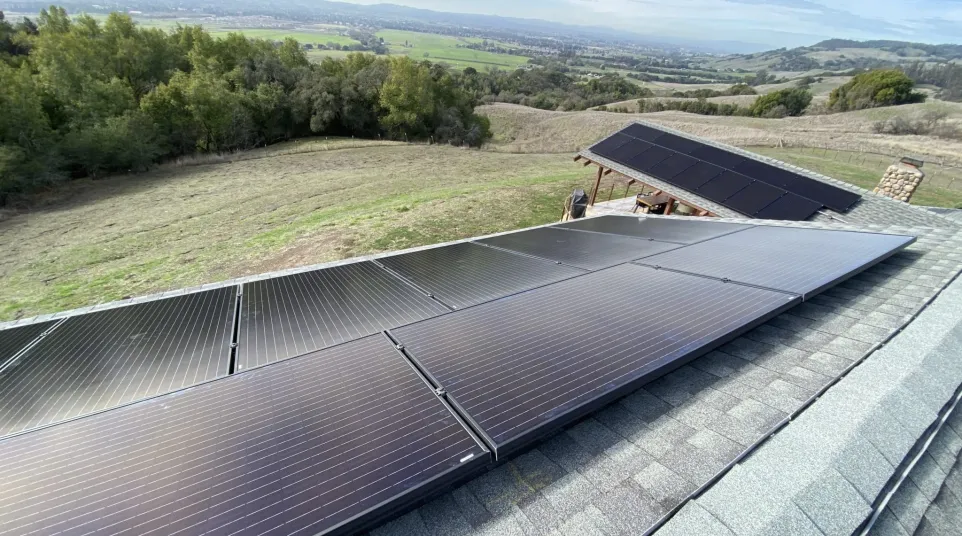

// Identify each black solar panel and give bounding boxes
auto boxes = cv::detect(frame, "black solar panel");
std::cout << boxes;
[671,161,725,191]
[0,334,489,535]
[392,264,799,458]
[592,123,863,220]
[622,123,666,142]
[378,242,585,310]
[638,226,916,299]
[478,227,682,270]
[0,288,236,437]
[238,262,449,371]
[754,193,823,221]
[608,139,653,165]
[626,145,674,172]
[0,321,57,368]
[647,153,698,181]
[724,181,786,216]
[697,171,753,203]
[690,145,746,169]
[590,133,630,157]
[557,216,751,244]
[652,132,703,154]
[790,177,862,212]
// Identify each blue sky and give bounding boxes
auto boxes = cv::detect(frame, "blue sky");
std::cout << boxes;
[340,0,962,49]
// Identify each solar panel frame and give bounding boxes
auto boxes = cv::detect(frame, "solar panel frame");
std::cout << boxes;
[0,320,59,371]
[377,242,586,310]
[237,261,449,371]
[391,264,801,459]
[637,225,917,299]
[477,227,684,270]
[622,123,666,142]
[0,334,490,536]
[0,288,237,438]
[589,133,630,157]
[556,216,752,244]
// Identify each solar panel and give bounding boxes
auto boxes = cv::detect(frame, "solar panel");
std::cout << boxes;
[589,133,630,157]
[622,123,666,142]
[647,153,698,181]
[608,139,653,165]
[0,334,489,535]
[789,176,862,212]
[0,321,58,368]
[626,145,674,172]
[697,171,753,203]
[0,288,236,438]
[651,132,704,155]
[478,227,682,270]
[238,261,449,371]
[724,181,786,216]
[671,161,725,191]
[591,123,863,219]
[391,264,799,458]
[637,226,916,299]
[557,216,752,244]
[378,242,585,310]
[690,145,746,169]
[754,193,823,221]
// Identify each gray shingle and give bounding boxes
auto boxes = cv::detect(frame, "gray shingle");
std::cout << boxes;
[592,482,665,534]
[887,480,930,534]
[657,441,728,485]
[540,472,601,518]
[834,434,895,502]
[633,461,696,508]
[870,508,911,536]
[793,469,872,535]
[655,502,734,536]
[909,453,950,502]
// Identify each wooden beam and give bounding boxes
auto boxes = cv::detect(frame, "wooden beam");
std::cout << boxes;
[589,166,604,206]
[603,169,613,176]
[664,198,675,216]
[583,160,592,167]
[574,155,582,162]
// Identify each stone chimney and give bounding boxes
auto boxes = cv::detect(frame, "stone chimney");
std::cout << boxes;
[875,157,925,203]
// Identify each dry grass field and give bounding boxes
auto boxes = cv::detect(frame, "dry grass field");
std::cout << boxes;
[5,102,962,321]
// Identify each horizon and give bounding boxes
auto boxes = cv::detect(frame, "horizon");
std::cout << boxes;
[336,0,962,51]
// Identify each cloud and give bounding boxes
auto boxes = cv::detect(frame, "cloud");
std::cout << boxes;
[338,0,962,48]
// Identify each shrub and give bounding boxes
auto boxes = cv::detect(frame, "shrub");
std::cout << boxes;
[828,69,927,111]
[749,88,812,117]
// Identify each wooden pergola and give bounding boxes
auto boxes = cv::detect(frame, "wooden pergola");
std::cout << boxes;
[574,155,716,217]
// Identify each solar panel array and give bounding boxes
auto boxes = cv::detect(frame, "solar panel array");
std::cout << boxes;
[0,216,914,535]
[589,123,862,220]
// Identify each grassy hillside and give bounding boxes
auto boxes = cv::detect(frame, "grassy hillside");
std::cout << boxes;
[376,29,530,70]
[0,141,592,321]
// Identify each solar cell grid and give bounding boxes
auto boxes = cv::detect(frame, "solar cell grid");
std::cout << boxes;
[0,288,236,438]
[237,261,449,370]
[724,181,786,216]
[734,159,797,189]
[637,225,916,299]
[377,242,585,310]
[608,139,652,165]
[392,264,799,457]
[477,227,682,270]
[690,145,746,169]
[0,335,489,536]
[589,134,630,157]
[790,176,862,212]
[696,171,753,203]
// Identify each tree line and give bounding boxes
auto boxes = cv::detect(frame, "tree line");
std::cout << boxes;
[902,62,962,102]
[0,7,491,205]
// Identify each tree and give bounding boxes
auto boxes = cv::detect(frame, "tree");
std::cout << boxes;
[828,69,926,111]
[380,57,436,138]
[750,88,813,117]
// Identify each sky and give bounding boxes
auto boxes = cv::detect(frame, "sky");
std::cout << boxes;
[338,0,962,50]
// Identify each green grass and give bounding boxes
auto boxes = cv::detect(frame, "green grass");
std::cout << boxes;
[745,146,962,208]
[206,28,358,46]
[0,141,592,320]
[375,29,531,71]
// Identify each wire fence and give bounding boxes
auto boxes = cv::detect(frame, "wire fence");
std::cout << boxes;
[783,145,962,192]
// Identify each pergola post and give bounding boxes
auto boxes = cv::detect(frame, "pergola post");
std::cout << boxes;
[590,165,604,206]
